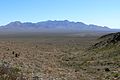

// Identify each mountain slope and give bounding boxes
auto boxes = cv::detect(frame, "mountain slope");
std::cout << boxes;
[83,32,120,80]
[91,32,120,49]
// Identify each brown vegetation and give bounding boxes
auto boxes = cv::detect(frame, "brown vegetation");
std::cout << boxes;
[0,34,119,80]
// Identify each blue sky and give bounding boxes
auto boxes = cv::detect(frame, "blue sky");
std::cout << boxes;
[0,0,120,29]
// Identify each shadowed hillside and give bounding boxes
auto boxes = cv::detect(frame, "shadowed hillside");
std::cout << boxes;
[82,32,120,80]
[92,32,120,49]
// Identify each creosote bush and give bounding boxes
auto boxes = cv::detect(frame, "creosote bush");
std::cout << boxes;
[0,61,26,80]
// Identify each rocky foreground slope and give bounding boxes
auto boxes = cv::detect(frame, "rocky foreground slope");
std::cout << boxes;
[85,32,120,80]
[92,32,120,49]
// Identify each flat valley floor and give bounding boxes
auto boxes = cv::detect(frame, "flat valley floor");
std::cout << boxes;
[0,35,119,80]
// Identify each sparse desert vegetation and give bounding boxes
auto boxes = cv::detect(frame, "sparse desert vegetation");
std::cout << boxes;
[0,33,119,80]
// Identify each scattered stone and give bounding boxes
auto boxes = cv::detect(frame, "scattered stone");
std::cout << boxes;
[97,68,100,71]
[15,54,19,57]
[7,48,9,51]
[33,76,39,80]
[12,51,15,54]
[104,68,110,72]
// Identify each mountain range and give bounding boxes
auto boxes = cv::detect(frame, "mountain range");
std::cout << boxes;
[0,20,114,33]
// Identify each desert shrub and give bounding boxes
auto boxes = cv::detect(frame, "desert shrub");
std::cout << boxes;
[0,61,26,80]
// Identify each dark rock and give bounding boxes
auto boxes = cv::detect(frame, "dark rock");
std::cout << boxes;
[97,69,100,71]
[104,68,110,72]
[33,76,39,80]
[12,51,15,54]
[15,53,20,57]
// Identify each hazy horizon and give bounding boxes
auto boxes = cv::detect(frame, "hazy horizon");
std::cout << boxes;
[0,0,120,29]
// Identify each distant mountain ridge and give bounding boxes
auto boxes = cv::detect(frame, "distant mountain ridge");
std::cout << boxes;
[0,20,111,33]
